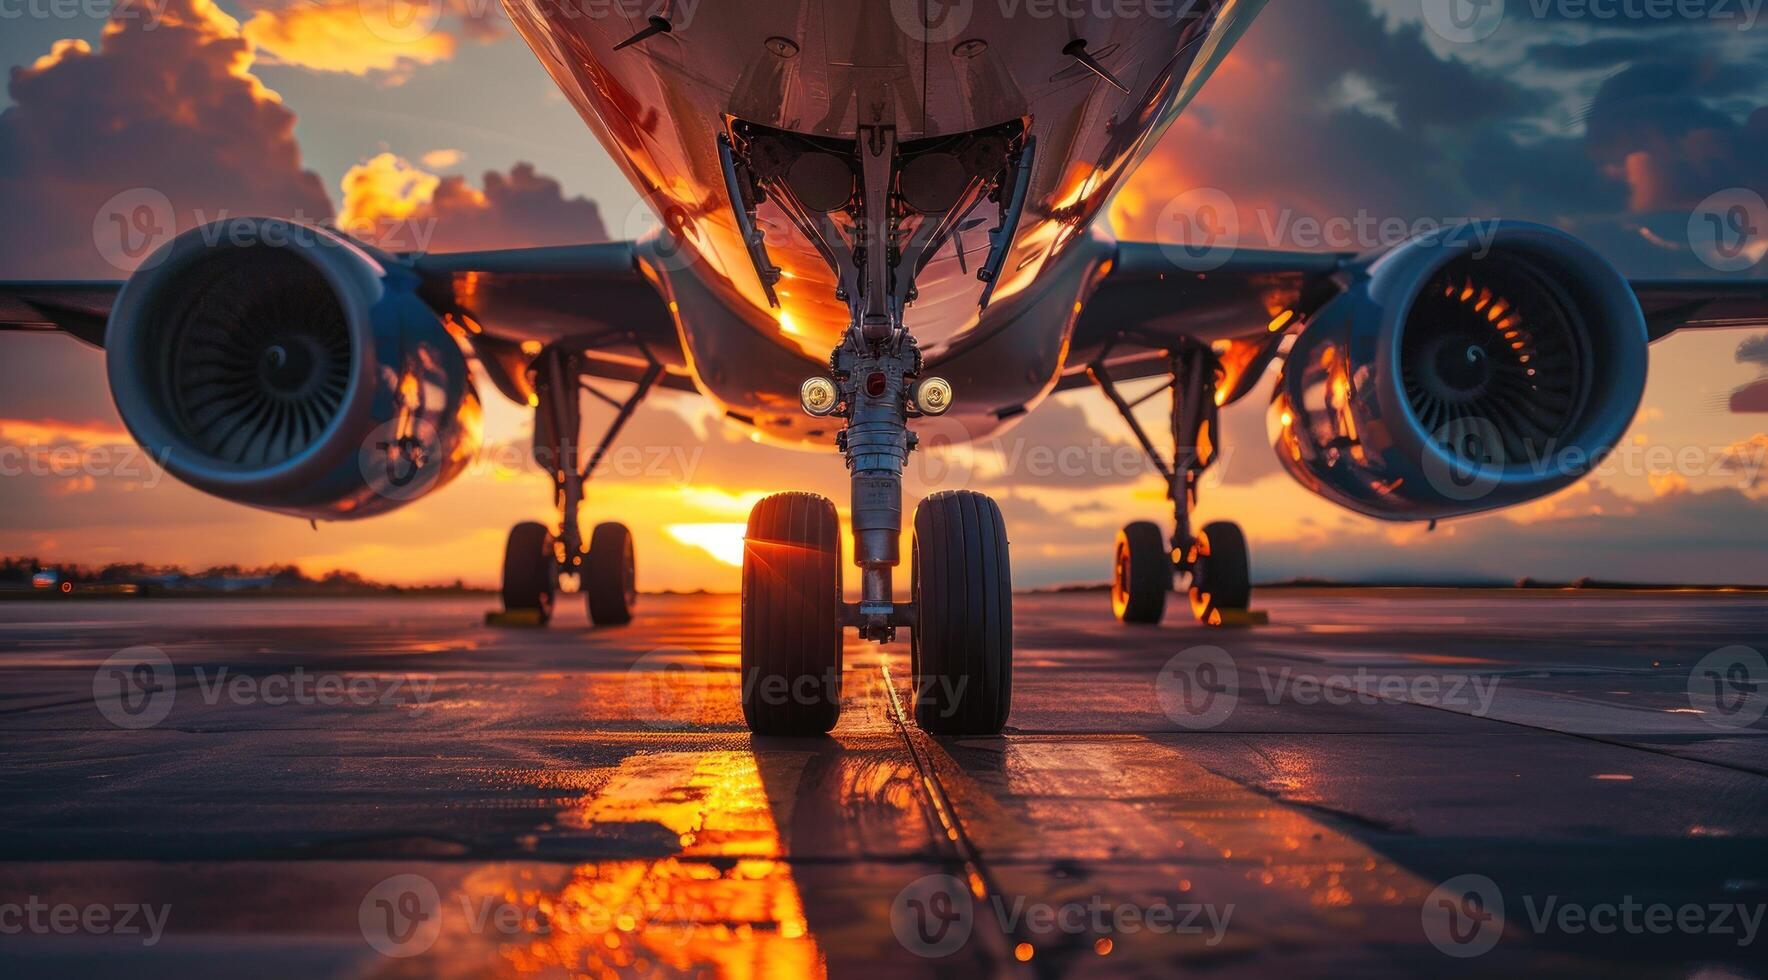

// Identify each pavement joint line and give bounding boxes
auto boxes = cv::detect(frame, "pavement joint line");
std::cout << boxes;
[1334,680,1768,781]
[880,661,1029,974]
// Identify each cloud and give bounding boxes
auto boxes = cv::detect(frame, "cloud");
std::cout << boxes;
[1266,485,1768,586]
[421,148,465,169]
[1717,434,1768,488]
[0,0,334,278]
[241,0,458,81]
[1112,2,1551,245]
[338,153,609,252]
[1113,2,1768,279]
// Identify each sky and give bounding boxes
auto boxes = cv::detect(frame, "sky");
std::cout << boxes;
[0,0,1764,590]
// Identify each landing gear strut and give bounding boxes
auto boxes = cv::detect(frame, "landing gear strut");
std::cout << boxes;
[1092,342,1252,627]
[727,120,1026,735]
[500,342,657,626]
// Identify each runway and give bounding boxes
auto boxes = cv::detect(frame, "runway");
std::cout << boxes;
[1,589,1765,977]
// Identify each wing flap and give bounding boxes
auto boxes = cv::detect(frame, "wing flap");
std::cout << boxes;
[0,282,123,347]
[1631,279,1768,340]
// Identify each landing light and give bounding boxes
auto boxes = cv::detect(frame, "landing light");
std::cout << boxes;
[912,377,954,416]
[800,377,839,417]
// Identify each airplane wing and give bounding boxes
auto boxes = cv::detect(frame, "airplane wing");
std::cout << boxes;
[1061,242,1768,400]
[0,241,693,404]
[0,282,122,348]
[409,242,693,402]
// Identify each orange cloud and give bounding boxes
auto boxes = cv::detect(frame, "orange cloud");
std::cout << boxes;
[242,0,457,80]
[0,418,132,448]
[338,152,443,230]
[421,148,465,169]
[338,154,609,252]
[0,0,333,278]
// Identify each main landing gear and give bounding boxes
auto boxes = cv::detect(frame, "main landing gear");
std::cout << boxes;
[1092,342,1253,627]
[500,343,656,626]
[724,120,1027,736]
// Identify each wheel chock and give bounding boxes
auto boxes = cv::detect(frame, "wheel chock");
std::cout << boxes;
[1211,609,1269,628]
[484,609,547,628]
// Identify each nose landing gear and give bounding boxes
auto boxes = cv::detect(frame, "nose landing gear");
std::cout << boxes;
[1093,342,1255,627]
[726,120,1027,736]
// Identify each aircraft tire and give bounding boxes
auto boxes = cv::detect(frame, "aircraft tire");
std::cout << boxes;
[741,493,844,736]
[911,491,1013,736]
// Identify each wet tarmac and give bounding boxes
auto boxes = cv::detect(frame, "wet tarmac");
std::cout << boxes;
[1,589,1765,977]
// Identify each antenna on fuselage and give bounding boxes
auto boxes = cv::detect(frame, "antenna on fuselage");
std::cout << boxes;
[613,16,672,51]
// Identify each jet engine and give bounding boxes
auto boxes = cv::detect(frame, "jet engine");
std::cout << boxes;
[1270,222,1647,521]
[106,219,480,521]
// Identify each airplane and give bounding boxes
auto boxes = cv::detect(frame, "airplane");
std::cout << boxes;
[4,0,1766,738]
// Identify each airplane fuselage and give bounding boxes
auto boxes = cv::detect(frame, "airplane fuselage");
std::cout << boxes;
[502,0,1266,442]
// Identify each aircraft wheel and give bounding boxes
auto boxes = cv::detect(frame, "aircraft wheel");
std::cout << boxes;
[741,493,843,736]
[912,491,1013,736]
[1188,521,1251,626]
[585,522,636,626]
[1112,521,1172,625]
[501,521,557,624]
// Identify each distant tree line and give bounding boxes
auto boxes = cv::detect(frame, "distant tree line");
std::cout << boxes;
[0,556,477,594]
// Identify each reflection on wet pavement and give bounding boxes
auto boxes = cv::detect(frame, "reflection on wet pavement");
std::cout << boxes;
[1,590,1765,977]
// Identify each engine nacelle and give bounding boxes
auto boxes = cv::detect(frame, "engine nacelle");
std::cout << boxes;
[106,219,480,521]
[1270,222,1647,521]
